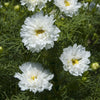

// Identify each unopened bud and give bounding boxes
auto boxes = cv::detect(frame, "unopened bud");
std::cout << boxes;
[91,62,100,70]
[61,17,64,20]
[0,46,3,53]
[4,2,9,7]
[14,5,20,11]
[82,77,87,81]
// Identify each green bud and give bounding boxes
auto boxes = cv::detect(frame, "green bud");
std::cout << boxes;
[61,17,64,20]
[4,2,9,7]
[0,46,3,53]
[14,5,20,11]
[88,24,92,29]
[82,77,87,81]
[91,62,100,70]
[93,33,98,37]
[81,1,85,3]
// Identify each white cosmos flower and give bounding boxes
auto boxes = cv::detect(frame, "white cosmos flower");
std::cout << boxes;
[60,44,91,76]
[20,0,51,11]
[14,62,54,93]
[20,12,60,53]
[54,0,82,17]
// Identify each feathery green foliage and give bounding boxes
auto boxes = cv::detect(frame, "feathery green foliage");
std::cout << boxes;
[0,0,100,100]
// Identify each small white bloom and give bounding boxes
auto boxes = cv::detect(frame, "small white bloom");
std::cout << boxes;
[14,62,54,93]
[54,0,82,17]
[83,2,88,8]
[97,4,100,8]
[96,4,100,12]
[0,2,2,8]
[60,44,91,76]
[83,2,100,12]
[89,2,96,11]
[20,12,60,53]
[20,0,51,11]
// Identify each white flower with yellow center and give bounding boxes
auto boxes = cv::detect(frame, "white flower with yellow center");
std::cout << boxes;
[20,0,51,11]
[60,44,91,76]
[14,62,54,93]
[54,0,82,17]
[20,12,60,53]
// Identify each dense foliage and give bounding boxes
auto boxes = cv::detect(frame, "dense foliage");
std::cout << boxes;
[0,0,100,100]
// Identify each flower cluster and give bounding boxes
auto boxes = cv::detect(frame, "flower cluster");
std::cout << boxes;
[20,0,82,17]
[20,0,51,11]
[14,0,93,93]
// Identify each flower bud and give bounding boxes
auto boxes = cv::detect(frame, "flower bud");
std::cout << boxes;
[82,77,87,81]
[91,62,100,70]
[88,24,92,29]
[4,2,9,7]
[14,5,20,11]
[61,17,64,20]
[0,46,3,53]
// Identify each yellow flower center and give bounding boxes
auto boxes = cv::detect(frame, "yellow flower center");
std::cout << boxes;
[31,76,37,80]
[64,0,70,6]
[35,29,45,36]
[72,59,79,65]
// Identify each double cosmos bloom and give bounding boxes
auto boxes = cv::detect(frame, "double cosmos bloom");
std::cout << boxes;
[54,0,82,17]
[60,44,91,76]
[14,62,54,93]
[20,12,60,53]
